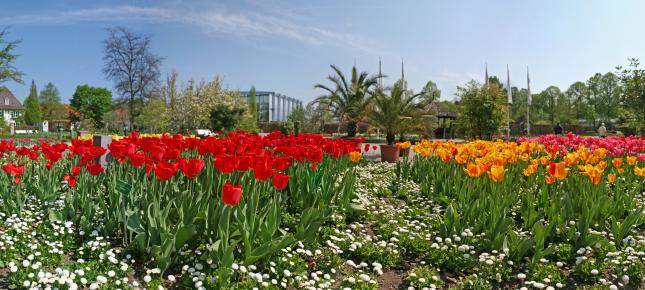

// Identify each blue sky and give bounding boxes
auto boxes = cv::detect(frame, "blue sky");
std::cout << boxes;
[2,0,645,104]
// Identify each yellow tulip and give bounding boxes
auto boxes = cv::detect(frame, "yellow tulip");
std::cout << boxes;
[487,165,505,182]
[607,173,616,184]
[635,166,645,177]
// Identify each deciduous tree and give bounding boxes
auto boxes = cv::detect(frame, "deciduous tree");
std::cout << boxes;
[617,58,645,132]
[103,27,162,131]
[135,95,169,132]
[455,81,506,139]
[70,85,112,129]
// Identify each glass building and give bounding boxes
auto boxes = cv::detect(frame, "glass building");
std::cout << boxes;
[241,91,303,122]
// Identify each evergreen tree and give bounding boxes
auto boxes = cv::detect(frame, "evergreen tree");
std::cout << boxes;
[39,82,66,121]
[248,86,258,122]
[24,80,42,125]
[0,28,24,84]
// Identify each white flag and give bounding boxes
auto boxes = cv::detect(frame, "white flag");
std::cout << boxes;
[527,67,532,106]
[506,65,512,104]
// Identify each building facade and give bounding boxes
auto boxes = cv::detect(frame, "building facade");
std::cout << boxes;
[0,86,24,124]
[241,91,303,122]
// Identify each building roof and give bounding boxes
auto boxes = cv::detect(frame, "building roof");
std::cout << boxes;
[0,86,24,110]
[427,101,457,119]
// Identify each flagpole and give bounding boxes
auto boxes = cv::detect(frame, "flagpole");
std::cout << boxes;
[506,65,512,141]
[526,66,531,136]
[485,62,489,87]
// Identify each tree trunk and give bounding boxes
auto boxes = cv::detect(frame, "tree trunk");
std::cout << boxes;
[346,121,357,137]
[386,133,395,145]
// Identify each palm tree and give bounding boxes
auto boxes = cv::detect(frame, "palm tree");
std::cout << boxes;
[314,65,379,137]
[369,80,428,144]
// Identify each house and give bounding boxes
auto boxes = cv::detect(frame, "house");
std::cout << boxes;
[0,86,24,124]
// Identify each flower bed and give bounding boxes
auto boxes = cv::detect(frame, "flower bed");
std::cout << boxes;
[0,132,644,289]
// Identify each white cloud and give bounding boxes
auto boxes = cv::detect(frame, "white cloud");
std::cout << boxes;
[0,5,384,55]
[436,71,482,85]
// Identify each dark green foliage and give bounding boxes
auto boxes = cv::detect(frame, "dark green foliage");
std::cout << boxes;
[39,82,66,121]
[209,104,245,132]
[617,58,645,133]
[455,81,506,139]
[24,80,42,125]
[248,86,258,122]
[315,65,379,137]
[70,84,113,128]
[0,28,23,84]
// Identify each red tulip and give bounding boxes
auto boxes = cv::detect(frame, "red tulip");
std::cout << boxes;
[71,166,81,176]
[149,145,165,161]
[179,158,205,178]
[63,174,77,187]
[308,148,323,163]
[272,173,289,190]
[272,156,292,171]
[128,153,146,167]
[253,161,274,181]
[214,154,237,174]
[164,148,181,160]
[154,161,179,181]
[86,163,104,176]
[108,142,127,162]
[222,182,243,206]
[235,155,252,171]
[3,163,24,177]
[145,160,154,175]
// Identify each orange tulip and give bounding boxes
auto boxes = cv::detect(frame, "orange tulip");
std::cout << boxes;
[487,165,505,182]
[626,156,637,166]
[564,152,579,167]
[455,154,468,164]
[349,151,361,162]
[545,174,555,185]
[396,141,411,149]
[617,167,625,174]
[530,158,539,166]
[523,164,538,177]
[598,161,608,170]
[581,164,603,185]
[593,148,607,159]
[548,162,569,180]
[607,173,616,184]
[464,162,484,177]
[611,158,623,168]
